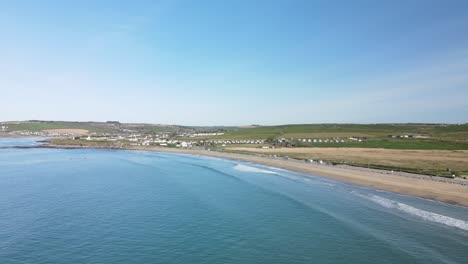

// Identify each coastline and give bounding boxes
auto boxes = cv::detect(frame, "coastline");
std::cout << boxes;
[39,143,468,207]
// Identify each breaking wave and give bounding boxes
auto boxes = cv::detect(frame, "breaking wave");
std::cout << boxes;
[366,194,468,231]
[234,164,277,174]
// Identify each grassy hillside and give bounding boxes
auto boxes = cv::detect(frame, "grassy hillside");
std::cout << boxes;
[215,123,467,141]
[220,124,468,140]
[3,121,468,150]
[3,121,120,134]
[293,139,468,150]
[2,121,182,134]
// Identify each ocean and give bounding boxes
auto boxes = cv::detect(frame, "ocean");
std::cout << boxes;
[0,138,467,264]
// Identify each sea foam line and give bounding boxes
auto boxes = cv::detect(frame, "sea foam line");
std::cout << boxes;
[365,194,468,231]
[234,164,278,174]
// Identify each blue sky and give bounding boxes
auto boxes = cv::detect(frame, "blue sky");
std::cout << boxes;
[1,0,467,125]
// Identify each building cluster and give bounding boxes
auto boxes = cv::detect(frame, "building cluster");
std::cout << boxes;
[293,138,347,143]
[142,139,197,148]
[2,125,369,149]
[79,134,198,148]
[306,159,326,164]
[205,139,265,146]
[183,132,225,137]
[347,137,365,142]
[387,134,414,139]
[78,134,267,148]
[275,137,364,144]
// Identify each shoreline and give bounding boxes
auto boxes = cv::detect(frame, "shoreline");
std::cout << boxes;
[38,143,468,207]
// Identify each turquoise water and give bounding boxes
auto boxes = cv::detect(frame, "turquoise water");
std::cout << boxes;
[0,137,44,147]
[0,138,467,264]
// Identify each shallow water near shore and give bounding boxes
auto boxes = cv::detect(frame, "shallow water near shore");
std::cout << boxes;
[1,138,467,264]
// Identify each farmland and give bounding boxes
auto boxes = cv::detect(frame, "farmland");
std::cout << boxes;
[220,124,468,141]
[2,121,468,178]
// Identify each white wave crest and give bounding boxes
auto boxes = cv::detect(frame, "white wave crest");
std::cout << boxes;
[366,194,468,231]
[234,164,277,174]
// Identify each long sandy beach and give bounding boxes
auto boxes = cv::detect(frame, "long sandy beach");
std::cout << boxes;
[41,144,468,206]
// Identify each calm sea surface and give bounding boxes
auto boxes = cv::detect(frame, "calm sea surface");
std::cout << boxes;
[1,138,467,264]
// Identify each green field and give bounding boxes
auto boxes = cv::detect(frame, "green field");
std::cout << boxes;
[293,139,468,150]
[2,121,179,134]
[128,124,179,134]
[30,122,468,178]
[3,121,468,150]
[214,124,468,150]
[3,121,120,134]
[220,124,468,140]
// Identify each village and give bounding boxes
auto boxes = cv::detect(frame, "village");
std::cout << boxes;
[2,121,468,181]
[75,134,267,148]
[1,124,365,149]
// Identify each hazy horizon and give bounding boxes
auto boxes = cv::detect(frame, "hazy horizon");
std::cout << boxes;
[2,1,468,125]
[2,119,467,128]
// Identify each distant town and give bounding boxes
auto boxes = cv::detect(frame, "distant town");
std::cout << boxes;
[0,122,376,149]
[1,120,468,179]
